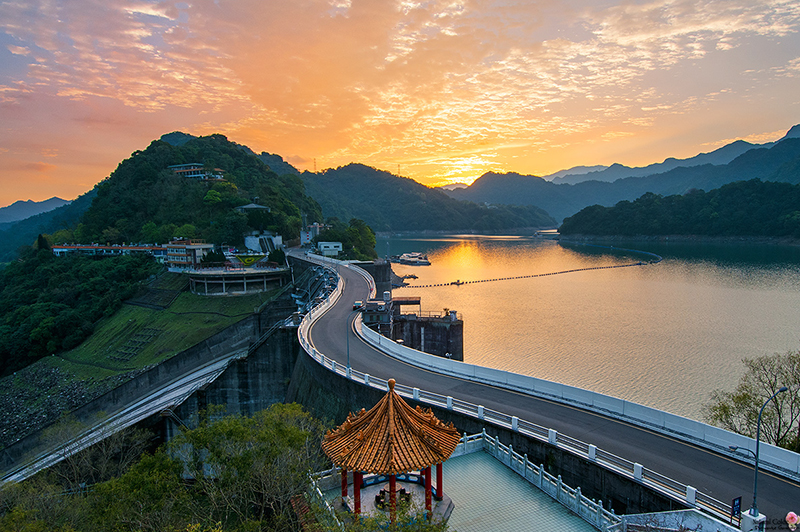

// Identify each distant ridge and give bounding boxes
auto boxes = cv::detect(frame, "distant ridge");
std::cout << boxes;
[0,197,70,224]
[445,126,800,222]
[551,139,762,185]
[301,163,556,232]
[256,152,300,175]
[544,165,607,181]
[437,183,469,191]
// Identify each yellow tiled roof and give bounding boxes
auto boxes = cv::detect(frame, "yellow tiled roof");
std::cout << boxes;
[321,379,460,475]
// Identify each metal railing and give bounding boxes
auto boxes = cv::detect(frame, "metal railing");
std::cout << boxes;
[460,430,621,530]
[293,254,730,523]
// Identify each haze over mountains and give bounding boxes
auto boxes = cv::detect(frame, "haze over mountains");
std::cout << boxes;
[0,198,70,225]
[443,124,800,222]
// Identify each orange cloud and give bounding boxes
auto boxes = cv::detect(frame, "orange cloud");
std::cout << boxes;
[0,0,799,203]
[23,162,57,172]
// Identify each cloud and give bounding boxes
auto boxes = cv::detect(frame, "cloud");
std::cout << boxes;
[23,161,57,172]
[0,0,799,192]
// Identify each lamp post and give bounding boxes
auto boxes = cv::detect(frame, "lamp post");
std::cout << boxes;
[750,386,788,519]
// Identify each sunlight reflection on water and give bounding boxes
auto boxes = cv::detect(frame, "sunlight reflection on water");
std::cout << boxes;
[381,235,800,420]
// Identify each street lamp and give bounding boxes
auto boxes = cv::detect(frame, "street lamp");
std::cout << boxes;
[729,445,756,459]
[746,386,788,519]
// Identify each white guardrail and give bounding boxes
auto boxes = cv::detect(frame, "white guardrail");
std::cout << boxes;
[294,253,798,522]
[310,430,622,531]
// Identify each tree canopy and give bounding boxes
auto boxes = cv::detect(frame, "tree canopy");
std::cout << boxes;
[302,164,556,232]
[0,404,450,532]
[559,179,800,237]
[70,134,322,247]
[314,218,378,261]
[0,249,162,376]
[704,350,800,450]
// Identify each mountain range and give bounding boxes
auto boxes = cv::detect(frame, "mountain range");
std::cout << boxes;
[3,125,800,256]
[0,197,70,226]
[443,125,800,222]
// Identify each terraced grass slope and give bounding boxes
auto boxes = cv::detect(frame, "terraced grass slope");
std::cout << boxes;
[0,273,279,448]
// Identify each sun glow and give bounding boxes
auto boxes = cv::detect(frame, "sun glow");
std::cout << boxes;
[0,0,799,204]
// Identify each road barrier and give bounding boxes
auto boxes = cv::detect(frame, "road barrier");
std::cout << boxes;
[295,252,800,522]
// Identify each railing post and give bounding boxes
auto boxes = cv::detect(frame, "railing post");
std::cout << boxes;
[364,373,370,385]
[548,428,557,445]
[633,463,643,481]
[511,416,519,431]
[588,444,597,461]
[477,405,484,420]
[686,485,696,506]
[508,444,514,467]
[538,464,544,488]
[557,475,563,501]
[446,396,453,410]
[413,387,419,401]
[597,500,604,527]
[346,366,351,379]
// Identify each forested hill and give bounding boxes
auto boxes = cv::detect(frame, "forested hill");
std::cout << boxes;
[301,163,556,232]
[558,180,800,237]
[0,191,96,263]
[61,134,321,246]
[446,137,800,222]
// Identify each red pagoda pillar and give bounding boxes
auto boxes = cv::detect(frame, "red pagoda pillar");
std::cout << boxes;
[436,462,443,500]
[354,471,362,514]
[341,467,348,499]
[389,474,397,523]
[424,465,432,518]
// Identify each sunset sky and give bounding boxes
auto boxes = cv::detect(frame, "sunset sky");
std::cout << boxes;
[1,0,799,207]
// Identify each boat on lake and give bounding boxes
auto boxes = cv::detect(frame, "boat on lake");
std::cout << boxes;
[393,252,431,266]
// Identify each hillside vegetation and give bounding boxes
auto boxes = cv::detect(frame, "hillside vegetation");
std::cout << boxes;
[68,134,321,247]
[0,190,96,263]
[302,163,557,232]
[0,250,163,376]
[559,179,800,237]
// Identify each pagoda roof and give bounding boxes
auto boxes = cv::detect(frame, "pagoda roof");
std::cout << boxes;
[321,379,459,475]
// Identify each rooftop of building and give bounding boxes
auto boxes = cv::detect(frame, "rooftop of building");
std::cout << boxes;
[322,379,459,475]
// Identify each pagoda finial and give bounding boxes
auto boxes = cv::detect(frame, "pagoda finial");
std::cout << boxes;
[388,378,396,391]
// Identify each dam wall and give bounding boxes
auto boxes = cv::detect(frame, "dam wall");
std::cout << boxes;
[286,345,682,516]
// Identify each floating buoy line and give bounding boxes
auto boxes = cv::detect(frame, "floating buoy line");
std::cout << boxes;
[394,244,663,289]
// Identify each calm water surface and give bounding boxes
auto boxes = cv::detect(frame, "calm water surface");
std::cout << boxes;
[379,235,800,420]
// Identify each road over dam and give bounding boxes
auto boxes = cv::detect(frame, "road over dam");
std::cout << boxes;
[297,252,800,523]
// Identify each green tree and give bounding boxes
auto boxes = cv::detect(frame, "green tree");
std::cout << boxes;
[703,350,800,449]
[170,403,329,529]
[140,221,160,243]
[267,248,286,265]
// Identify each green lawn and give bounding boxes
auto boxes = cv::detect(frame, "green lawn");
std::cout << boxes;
[57,290,274,376]
[0,279,285,449]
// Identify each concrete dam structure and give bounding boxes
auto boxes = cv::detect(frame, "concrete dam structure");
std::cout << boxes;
[4,252,800,531]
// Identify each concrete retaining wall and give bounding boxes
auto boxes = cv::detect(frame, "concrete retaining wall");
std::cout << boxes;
[0,315,258,472]
[173,326,301,426]
[287,346,682,516]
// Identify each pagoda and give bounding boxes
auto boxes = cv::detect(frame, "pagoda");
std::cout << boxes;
[321,379,460,522]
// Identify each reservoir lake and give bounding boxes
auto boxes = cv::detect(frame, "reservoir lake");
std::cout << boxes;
[379,235,800,421]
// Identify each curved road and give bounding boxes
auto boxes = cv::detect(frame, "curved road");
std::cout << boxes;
[304,256,800,522]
